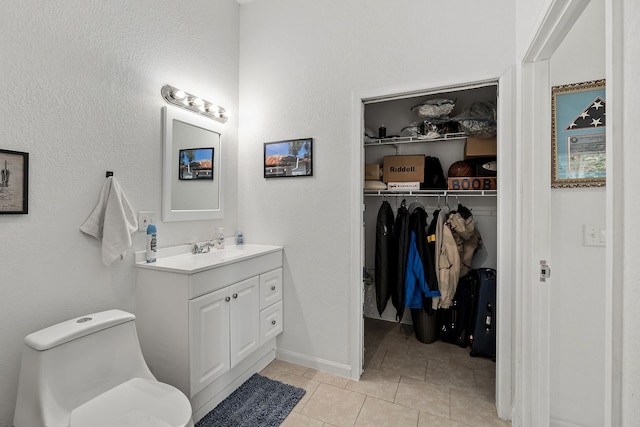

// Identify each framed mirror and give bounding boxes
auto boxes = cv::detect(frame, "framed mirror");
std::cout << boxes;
[162,106,223,221]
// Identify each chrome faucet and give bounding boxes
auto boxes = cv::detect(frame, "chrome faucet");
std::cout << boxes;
[192,233,224,254]
[191,242,212,254]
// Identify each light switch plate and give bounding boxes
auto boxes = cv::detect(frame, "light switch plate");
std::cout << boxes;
[138,211,156,232]
[583,224,605,247]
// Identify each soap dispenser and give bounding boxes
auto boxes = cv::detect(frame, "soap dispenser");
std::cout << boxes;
[216,227,225,249]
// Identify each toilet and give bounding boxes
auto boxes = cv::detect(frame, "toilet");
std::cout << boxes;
[13,309,194,427]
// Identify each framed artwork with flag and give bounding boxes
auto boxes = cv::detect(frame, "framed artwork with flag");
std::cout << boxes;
[551,79,606,187]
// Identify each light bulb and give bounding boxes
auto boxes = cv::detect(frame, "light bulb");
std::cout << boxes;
[206,104,220,116]
[189,97,204,110]
[171,89,186,100]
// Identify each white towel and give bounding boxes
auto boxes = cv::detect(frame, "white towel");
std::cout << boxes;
[80,177,138,266]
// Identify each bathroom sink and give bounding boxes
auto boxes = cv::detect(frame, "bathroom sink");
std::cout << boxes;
[134,244,283,274]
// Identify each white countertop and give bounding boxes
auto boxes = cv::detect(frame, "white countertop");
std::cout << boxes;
[134,244,283,274]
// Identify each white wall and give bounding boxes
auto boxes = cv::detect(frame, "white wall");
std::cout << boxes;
[238,0,514,375]
[0,1,239,424]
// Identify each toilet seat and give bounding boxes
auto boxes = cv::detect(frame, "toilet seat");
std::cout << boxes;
[70,378,193,427]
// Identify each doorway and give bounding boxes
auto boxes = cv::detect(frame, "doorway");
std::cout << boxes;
[518,0,616,425]
[350,73,516,421]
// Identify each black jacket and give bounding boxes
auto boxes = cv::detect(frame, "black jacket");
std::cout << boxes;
[392,200,410,321]
[375,201,396,316]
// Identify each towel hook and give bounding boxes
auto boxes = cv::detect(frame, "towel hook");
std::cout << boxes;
[105,171,114,178]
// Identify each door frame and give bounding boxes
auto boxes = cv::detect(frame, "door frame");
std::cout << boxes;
[518,1,589,423]
[349,70,516,421]
[604,0,623,424]
[517,0,621,425]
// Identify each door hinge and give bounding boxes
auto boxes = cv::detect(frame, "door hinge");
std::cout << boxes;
[540,260,551,282]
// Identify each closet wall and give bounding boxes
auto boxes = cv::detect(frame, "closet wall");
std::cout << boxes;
[363,84,498,322]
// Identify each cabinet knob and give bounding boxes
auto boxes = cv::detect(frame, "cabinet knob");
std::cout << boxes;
[271,285,276,291]
[225,296,230,302]
[232,293,238,299]
[271,320,276,325]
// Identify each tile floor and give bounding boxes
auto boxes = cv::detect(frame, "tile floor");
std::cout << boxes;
[260,317,511,427]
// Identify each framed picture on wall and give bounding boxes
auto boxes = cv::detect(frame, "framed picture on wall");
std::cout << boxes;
[264,138,313,178]
[551,79,606,188]
[0,149,29,214]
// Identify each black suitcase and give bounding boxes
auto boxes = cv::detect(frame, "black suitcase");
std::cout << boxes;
[437,272,477,347]
[470,268,497,359]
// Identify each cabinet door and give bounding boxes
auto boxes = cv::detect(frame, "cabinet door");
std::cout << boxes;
[189,287,230,397]
[229,276,260,367]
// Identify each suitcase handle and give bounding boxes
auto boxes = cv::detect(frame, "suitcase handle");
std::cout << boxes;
[485,303,492,331]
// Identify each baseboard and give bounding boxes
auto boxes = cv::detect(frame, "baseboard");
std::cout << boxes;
[276,348,353,379]
[550,417,585,427]
[364,313,412,325]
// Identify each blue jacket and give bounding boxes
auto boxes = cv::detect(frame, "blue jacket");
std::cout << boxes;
[404,231,441,309]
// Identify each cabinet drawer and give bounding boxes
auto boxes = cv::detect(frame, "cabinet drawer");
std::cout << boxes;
[260,300,283,345]
[259,268,282,310]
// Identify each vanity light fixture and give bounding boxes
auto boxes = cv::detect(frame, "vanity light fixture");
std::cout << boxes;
[161,85,228,123]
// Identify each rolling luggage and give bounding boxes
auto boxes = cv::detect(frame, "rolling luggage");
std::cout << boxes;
[470,268,497,359]
[437,271,477,347]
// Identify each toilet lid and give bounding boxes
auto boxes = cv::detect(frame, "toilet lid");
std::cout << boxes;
[70,378,192,427]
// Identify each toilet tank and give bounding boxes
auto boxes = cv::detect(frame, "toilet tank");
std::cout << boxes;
[14,310,155,426]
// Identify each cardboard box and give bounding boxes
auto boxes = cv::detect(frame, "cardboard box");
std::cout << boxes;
[387,182,420,191]
[464,137,497,158]
[383,155,424,183]
[448,177,497,191]
[365,163,383,181]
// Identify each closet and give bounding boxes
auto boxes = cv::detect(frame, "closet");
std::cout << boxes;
[362,83,498,332]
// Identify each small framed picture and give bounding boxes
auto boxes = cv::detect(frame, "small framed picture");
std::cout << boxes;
[551,79,606,188]
[264,138,313,178]
[0,149,29,214]
[178,147,214,180]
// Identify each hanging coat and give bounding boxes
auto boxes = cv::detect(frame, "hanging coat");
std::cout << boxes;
[404,203,440,310]
[447,208,482,277]
[426,210,439,283]
[392,200,410,321]
[436,206,461,309]
[375,201,396,316]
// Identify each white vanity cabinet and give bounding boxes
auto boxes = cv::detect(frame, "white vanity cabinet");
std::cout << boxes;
[134,244,283,421]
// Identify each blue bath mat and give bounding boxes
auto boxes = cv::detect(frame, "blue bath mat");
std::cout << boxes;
[195,373,306,427]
